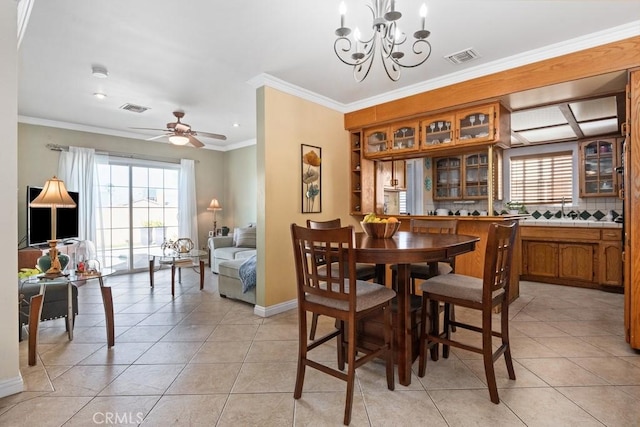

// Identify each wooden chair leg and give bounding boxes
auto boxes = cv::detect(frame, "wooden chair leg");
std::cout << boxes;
[28,294,44,366]
[294,307,307,400]
[502,299,516,380]
[482,312,499,404]
[309,313,319,340]
[418,296,429,377]
[442,303,451,359]
[344,317,357,426]
[384,305,395,390]
[337,320,345,371]
[429,299,440,361]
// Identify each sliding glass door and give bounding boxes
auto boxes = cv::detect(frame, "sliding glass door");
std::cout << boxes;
[95,159,180,272]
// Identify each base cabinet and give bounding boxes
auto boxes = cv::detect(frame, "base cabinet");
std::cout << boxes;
[521,226,622,290]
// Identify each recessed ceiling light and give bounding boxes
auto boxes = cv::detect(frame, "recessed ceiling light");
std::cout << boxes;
[92,65,109,78]
[232,123,240,127]
[93,92,107,99]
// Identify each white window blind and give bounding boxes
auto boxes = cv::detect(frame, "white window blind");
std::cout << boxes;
[399,191,407,214]
[510,151,573,204]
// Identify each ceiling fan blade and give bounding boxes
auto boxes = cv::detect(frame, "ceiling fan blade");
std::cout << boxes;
[146,134,168,141]
[130,127,169,132]
[196,131,227,140]
[188,134,205,148]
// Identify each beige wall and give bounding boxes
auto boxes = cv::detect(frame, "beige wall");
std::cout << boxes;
[257,86,354,307]
[224,145,257,228]
[1,0,21,397]
[18,124,226,251]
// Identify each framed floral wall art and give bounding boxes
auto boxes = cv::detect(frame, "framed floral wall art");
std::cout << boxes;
[301,144,322,213]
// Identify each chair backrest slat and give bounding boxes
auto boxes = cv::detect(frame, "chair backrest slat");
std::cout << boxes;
[410,219,458,235]
[307,218,342,230]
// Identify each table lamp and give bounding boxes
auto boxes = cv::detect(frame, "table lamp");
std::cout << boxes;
[30,176,77,277]
[207,198,222,235]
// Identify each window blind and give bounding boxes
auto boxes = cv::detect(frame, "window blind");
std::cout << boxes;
[510,151,573,204]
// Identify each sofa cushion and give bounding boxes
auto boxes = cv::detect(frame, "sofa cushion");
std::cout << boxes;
[235,227,257,248]
[219,258,243,278]
[235,250,257,260]
[214,246,253,261]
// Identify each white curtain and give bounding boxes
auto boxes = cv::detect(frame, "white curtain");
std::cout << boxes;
[178,159,199,250]
[58,146,96,241]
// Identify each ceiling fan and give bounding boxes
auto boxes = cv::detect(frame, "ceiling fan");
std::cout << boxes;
[132,111,227,148]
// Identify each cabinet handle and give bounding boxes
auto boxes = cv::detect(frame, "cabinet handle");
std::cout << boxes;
[621,122,627,136]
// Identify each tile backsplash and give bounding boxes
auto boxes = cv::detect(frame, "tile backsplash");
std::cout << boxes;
[428,197,623,220]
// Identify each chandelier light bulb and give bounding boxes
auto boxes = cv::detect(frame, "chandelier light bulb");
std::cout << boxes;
[420,3,428,30]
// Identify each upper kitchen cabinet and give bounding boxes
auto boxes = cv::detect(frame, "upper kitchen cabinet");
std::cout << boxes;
[390,121,419,155]
[364,122,419,159]
[455,103,510,148]
[364,127,391,157]
[579,138,621,197]
[421,113,456,152]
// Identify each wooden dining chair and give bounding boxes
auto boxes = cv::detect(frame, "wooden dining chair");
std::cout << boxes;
[291,224,396,425]
[306,218,377,340]
[418,221,518,404]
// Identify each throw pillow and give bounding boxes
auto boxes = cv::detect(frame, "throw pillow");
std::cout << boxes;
[235,227,256,248]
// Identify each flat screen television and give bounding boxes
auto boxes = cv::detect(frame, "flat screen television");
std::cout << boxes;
[27,185,80,247]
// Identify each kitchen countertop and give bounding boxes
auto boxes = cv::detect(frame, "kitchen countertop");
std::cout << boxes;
[380,215,622,228]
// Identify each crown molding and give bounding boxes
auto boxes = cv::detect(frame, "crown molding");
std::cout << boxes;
[345,21,640,112]
[248,73,348,113]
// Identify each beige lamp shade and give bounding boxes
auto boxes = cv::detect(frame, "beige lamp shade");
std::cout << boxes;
[207,198,222,211]
[30,176,77,208]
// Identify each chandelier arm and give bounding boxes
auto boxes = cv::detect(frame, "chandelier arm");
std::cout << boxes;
[389,39,432,68]
[353,36,377,82]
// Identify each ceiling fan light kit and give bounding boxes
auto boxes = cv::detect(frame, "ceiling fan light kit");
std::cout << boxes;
[334,0,431,82]
[168,134,190,145]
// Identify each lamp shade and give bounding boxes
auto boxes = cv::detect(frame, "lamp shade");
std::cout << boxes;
[30,176,77,208]
[207,198,222,211]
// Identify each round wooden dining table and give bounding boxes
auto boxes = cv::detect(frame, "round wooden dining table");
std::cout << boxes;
[354,231,480,386]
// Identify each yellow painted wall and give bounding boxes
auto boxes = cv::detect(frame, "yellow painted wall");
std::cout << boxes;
[257,87,354,307]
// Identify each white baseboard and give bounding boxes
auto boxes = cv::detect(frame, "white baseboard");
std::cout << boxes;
[0,375,24,399]
[254,298,297,317]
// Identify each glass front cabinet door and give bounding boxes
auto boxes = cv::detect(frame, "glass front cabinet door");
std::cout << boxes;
[463,152,490,199]
[421,114,455,151]
[364,127,391,158]
[434,157,462,200]
[455,105,496,145]
[579,138,618,197]
[390,121,419,155]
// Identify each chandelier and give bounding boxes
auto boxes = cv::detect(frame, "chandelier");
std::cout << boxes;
[334,1,431,82]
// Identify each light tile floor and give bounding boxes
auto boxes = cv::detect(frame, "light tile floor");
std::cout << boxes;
[2,268,639,426]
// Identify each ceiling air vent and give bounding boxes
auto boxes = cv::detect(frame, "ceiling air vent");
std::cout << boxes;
[444,48,480,65]
[119,103,150,113]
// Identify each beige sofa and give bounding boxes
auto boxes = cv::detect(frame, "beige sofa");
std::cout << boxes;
[208,226,256,273]
[218,258,256,305]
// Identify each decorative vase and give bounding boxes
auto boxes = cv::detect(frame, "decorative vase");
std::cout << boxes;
[221,226,230,236]
[37,253,70,273]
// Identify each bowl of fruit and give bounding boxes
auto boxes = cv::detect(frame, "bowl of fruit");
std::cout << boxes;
[360,213,401,239]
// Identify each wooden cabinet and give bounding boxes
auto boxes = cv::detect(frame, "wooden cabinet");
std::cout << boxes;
[364,127,391,157]
[421,113,455,151]
[558,243,595,282]
[521,226,622,289]
[379,160,406,189]
[434,157,461,199]
[349,131,375,215]
[362,102,510,160]
[579,138,622,197]
[364,122,419,159]
[434,148,502,201]
[523,241,558,278]
[390,121,419,155]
